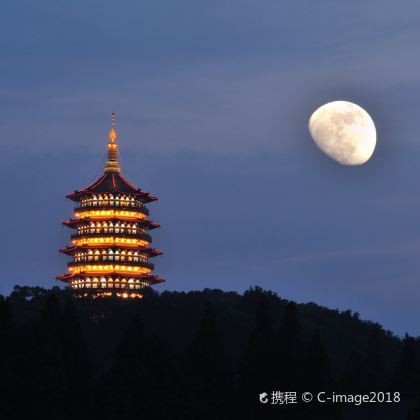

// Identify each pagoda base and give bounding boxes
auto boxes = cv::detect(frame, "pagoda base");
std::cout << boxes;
[73,289,144,299]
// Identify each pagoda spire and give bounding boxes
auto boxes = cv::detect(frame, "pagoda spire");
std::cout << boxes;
[104,112,120,173]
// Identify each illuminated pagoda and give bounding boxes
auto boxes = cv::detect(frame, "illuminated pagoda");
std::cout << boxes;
[57,113,163,299]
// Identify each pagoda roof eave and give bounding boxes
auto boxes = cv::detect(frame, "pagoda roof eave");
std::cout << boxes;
[56,272,165,284]
[68,191,157,203]
[143,275,165,284]
[56,273,73,281]
[63,218,160,229]
[67,172,157,203]
[59,245,162,256]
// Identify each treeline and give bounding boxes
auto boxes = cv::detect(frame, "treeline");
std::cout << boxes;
[0,285,418,419]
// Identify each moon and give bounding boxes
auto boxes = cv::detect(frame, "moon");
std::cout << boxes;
[308,101,376,165]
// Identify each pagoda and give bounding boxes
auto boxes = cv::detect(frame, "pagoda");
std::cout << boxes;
[57,114,163,299]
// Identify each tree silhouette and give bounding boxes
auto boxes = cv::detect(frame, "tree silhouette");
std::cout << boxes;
[276,301,303,390]
[59,299,91,420]
[365,325,387,391]
[0,297,14,417]
[303,330,334,390]
[237,297,277,419]
[184,302,233,419]
[393,334,420,398]
[343,351,366,393]
[0,286,409,419]
[301,331,340,420]
[100,316,177,420]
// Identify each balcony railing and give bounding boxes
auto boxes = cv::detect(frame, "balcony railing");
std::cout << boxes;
[74,203,149,215]
[68,259,155,270]
[71,231,152,242]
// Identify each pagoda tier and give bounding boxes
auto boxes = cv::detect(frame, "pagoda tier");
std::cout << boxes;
[60,244,162,254]
[57,273,163,300]
[60,245,162,262]
[57,272,164,282]
[63,218,160,230]
[57,113,163,299]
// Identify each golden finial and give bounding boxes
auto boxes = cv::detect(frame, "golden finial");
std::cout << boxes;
[105,112,120,173]
[109,112,117,143]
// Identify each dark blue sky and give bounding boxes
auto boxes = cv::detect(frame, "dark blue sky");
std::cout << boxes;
[2,1,420,335]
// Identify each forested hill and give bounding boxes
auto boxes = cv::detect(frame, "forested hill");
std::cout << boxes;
[0,285,418,419]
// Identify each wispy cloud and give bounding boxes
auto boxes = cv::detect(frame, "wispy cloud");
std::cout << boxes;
[281,240,420,264]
